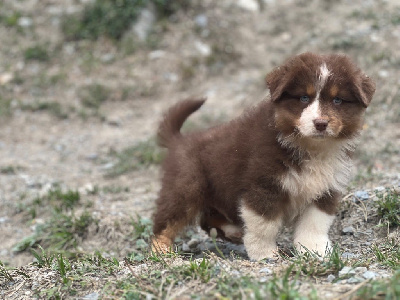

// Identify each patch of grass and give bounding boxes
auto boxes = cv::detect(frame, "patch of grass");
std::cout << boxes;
[290,244,346,277]
[12,187,96,254]
[13,211,95,253]
[0,165,23,174]
[20,101,69,119]
[205,42,241,69]
[62,0,191,41]
[78,83,110,110]
[102,185,130,194]
[330,36,364,51]
[106,138,164,177]
[34,187,81,212]
[0,11,22,27]
[372,239,400,270]
[184,257,212,283]
[0,260,14,282]
[352,269,400,300]
[375,188,400,227]
[0,96,12,117]
[131,215,153,241]
[62,0,147,41]
[24,45,50,62]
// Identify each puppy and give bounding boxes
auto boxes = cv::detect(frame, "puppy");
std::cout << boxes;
[151,52,375,260]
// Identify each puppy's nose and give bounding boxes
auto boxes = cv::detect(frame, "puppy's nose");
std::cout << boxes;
[313,119,328,131]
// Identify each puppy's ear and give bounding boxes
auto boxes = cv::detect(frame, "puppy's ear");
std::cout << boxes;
[266,67,288,102]
[355,75,375,107]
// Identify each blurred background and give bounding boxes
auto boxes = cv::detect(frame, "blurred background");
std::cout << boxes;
[0,0,399,267]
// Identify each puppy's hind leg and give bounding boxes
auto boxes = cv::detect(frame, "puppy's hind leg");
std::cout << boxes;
[151,184,204,254]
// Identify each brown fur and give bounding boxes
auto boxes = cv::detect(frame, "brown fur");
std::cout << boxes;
[151,52,375,256]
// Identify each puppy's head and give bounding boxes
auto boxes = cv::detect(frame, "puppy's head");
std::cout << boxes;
[266,53,375,141]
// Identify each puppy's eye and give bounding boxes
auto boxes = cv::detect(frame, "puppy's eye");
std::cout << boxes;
[333,97,343,105]
[300,95,310,103]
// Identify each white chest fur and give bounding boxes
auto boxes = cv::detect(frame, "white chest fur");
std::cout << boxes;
[279,143,353,205]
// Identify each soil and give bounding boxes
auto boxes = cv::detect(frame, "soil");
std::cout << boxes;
[0,0,400,298]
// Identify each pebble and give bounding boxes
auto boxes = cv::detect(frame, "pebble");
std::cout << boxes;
[194,41,211,56]
[342,226,355,235]
[354,267,367,273]
[133,8,155,41]
[378,70,389,78]
[82,293,99,300]
[18,17,33,27]
[348,277,363,284]
[259,267,272,274]
[148,50,166,60]
[181,243,190,252]
[327,274,336,282]
[363,271,377,279]
[374,186,385,192]
[188,239,200,248]
[342,252,358,259]
[354,190,369,200]
[0,73,13,85]
[194,14,208,28]
[100,53,115,63]
[237,0,259,11]
[339,266,356,277]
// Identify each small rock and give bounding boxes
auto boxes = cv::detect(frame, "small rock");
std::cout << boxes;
[188,239,200,248]
[259,276,268,283]
[18,17,33,27]
[194,41,211,56]
[237,0,259,11]
[355,267,367,273]
[342,226,355,235]
[82,293,99,300]
[86,153,98,160]
[107,118,122,127]
[148,50,166,60]
[259,267,272,274]
[100,53,115,63]
[327,274,336,282]
[133,7,155,41]
[354,190,369,200]
[194,14,208,28]
[79,183,95,195]
[0,73,13,85]
[0,217,8,223]
[181,243,190,252]
[363,271,377,279]
[378,70,389,78]
[374,186,385,192]
[342,252,359,259]
[339,266,356,277]
[348,277,363,284]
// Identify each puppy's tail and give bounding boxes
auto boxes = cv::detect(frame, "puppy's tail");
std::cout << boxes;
[157,98,206,148]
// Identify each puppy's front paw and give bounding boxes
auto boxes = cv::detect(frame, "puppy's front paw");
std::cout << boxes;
[294,236,332,256]
[246,245,278,261]
[151,235,173,254]
[244,233,278,261]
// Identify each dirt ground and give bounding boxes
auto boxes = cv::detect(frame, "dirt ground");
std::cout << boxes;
[0,0,400,298]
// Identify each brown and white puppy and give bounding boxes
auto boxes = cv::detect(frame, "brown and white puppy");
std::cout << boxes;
[151,52,375,260]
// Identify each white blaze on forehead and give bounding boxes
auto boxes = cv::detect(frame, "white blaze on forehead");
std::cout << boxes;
[316,63,331,99]
[298,99,321,136]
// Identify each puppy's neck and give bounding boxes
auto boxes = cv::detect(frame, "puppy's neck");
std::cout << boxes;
[277,132,359,159]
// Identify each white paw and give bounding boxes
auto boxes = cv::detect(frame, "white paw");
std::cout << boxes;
[244,232,278,260]
[294,236,332,256]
